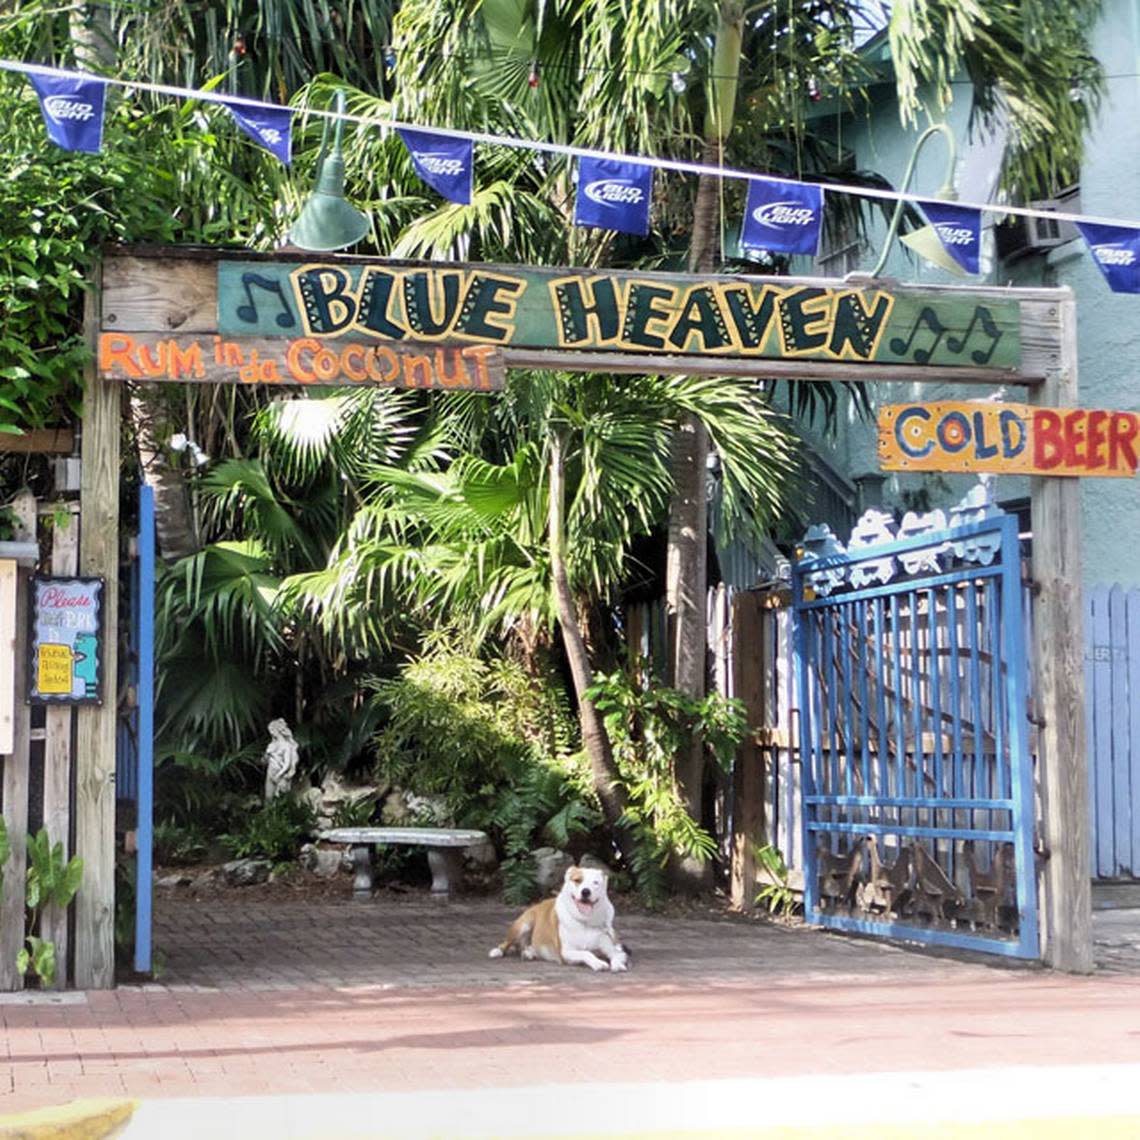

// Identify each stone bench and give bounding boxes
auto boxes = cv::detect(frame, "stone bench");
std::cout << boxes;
[318,827,489,899]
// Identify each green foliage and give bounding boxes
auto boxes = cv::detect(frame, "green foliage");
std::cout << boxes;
[25,829,83,912]
[369,636,578,814]
[17,829,84,986]
[222,796,317,865]
[113,0,399,101]
[0,60,282,435]
[287,372,797,650]
[588,665,748,903]
[753,844,799,917]
[154,745,263,839]
[153,390,422,800]
[114,854,137,969]
[155,543,285,755]
[491,762,602,905]
[153,820,210,866]
[16,937,55,987]
[367,635,596,900]
[331,796,377,829]
[887,0,1104,199]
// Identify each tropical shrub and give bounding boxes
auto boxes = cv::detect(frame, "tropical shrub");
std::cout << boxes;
[153,743,265,844]
[367,635,598,900]
[330,796,378,829]
[222,796,318,865]
[587,664,748,905]
[368,636,579,817]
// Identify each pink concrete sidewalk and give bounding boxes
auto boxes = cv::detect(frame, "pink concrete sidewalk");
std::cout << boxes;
[4,891,1140,1114]
[4,973,1140,1113]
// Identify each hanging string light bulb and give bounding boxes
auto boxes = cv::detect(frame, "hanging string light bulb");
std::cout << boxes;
[806,76,822,102]
[671,70,687,95]
[383,46,396,73]
[528,60,540,88]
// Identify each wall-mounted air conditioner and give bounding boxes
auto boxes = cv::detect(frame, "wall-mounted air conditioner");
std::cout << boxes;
[994,197,1079,261]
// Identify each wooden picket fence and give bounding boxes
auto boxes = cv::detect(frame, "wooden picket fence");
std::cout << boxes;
[1087,584,1140,879]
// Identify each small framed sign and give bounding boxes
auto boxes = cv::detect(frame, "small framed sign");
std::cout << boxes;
[29,576,104,704]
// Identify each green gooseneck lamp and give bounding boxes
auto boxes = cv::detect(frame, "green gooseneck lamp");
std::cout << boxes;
[288,90,370,252]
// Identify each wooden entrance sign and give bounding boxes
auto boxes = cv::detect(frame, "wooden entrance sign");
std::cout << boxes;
[97,249,1051,386]
[880,400,1140,477]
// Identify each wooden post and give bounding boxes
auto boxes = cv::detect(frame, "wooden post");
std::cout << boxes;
[774,605,801,872]
[0,491,36,990]
[42,503,80,987]
[1030,292,1092,973]
[0,560,15,759]
[730,590,767,910]
[76,264,119,990]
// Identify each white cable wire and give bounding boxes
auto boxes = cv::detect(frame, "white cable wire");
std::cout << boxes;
[1,57,1134,232]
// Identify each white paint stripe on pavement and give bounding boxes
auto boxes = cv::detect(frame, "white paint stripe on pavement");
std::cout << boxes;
[122,1064,1140,1138]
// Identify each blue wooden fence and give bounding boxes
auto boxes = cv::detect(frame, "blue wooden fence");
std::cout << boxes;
[1087,584,1140,879]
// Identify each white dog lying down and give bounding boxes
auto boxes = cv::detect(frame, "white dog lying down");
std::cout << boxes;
[489,865,629,972]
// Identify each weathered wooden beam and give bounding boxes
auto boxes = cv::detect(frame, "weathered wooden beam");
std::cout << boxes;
[1030,291,1092,973]
[102,254,214,334]
[75,263,118,990]
[502,350,1043,386]
[0,428,75,454]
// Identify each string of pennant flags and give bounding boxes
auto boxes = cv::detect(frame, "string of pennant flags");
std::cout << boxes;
[6,59,1140,294]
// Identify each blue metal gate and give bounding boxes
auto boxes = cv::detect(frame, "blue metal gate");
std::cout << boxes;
[792,502,1039,959]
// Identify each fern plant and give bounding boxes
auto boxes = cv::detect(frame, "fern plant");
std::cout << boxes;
[491,762,601,904]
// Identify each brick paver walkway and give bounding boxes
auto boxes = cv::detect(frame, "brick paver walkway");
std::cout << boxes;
[152,892,1025,989]
[3,890,1140,1116]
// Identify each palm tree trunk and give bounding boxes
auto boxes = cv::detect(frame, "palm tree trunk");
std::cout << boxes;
[666,409,709,822]
[548,429,636,868]
[666,2,744,857]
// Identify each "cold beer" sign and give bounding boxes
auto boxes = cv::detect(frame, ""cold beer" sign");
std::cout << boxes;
[879,401,1140,478]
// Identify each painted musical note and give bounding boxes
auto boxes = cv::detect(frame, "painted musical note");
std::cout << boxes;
[946,306,1002,365]
[235,272,296,329]
[889,307,947,364]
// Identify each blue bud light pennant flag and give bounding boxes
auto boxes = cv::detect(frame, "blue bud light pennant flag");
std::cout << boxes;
[574,156,653,236]
[741,177,822,256]
[398,129,474,205]
[27,73,107,154]
[221,98,294,165]
[921,200,981,274]
[1077,222,1140,293]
